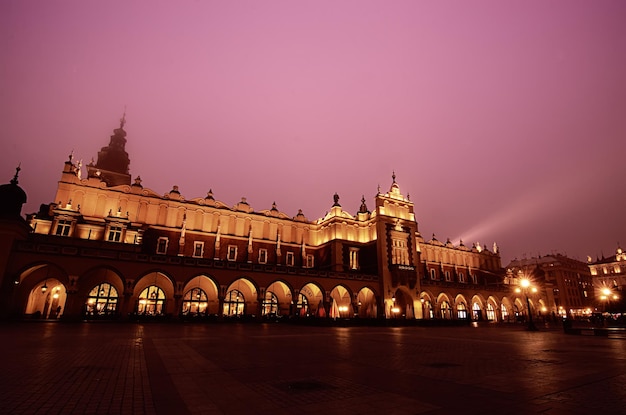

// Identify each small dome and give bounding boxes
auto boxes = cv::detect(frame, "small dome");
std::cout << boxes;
[0,166,27,219]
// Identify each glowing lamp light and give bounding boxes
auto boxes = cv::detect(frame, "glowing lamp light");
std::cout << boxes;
[520,279,530,288]
[602,288,611,296]
[392,307,400,314]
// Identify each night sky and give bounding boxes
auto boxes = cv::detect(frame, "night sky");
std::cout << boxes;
[2,1,625,265]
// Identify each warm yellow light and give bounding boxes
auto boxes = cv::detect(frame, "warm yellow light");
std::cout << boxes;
[392,307,400,314]
[53,293,59,299]
[515,288,521,293]
[520,279,530,288]
[602,288,611,296]
[531,287,537,293]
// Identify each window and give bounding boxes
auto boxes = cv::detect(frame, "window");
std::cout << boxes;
[107,225,122,242]
[501,304,509,320]
[286,252,295,267]
[84,283,118,317]
[137,285,165,315]
[181,288,208,315]
[349,248,359,270]
[391,238,409,265]
[262,291,278,316]
[445,271,451,282]
[193,241,204,258]
[55,219,72,236]
[457,303,467,319]
[472,303,481,320]
[223,289,244,316]
[227,245,237,261]
[156,237,168,255]
[258,248,267,264]
[472,274,478,284]
[458,272,465,283]
[486,303,496,321]
[306,254,314,268]
[430,269,436,280]
[440,301,451,319]
[296,293,309,316]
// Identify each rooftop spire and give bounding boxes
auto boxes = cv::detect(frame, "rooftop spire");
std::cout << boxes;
[11,163,21,185]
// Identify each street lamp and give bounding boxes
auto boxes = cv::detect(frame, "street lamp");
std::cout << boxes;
[600,287,619,313]
[516,278,538,331]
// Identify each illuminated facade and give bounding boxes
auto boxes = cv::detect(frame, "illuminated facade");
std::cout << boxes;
[588,246,626,312]
[0,120,523,323]
[506,255,594,318]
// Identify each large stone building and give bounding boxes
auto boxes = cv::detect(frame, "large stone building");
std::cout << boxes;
[0,119,540,323]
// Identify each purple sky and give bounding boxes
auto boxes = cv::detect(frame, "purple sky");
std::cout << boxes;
[2,1,625,265]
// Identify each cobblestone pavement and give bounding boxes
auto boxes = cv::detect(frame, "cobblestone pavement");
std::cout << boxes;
[1,322,625,415]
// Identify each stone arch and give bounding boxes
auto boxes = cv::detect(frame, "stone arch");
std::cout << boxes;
[500,296,515,323]
[329,284,353,318]
[387,286,414,319]
[436,292,454,320]
[16,262,69,319]
[79,266,125,319]
[181,274,220,316]
[454,294,469,320]
[356,287,378,318]
[470,294,486,320]
[133,271,176,317]
[485,296,500,322]
[418,290,436,319]
[224,277,258,318]
[299,282,325,317]
[264,280,293,318]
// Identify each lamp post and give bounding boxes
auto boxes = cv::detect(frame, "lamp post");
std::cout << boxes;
[516,278,538,331]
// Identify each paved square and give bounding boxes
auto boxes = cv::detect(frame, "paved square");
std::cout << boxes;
[1,322,625,414]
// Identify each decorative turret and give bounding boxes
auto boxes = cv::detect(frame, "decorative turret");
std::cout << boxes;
[0,165,27,219]
[87,114,131,186]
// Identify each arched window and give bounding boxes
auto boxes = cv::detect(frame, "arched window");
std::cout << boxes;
[486,303,496,321]
[138,285,165,315]
[223,289,244,316]
[85,283,118,317]
[181,287,208,315]
[457,303,467,319]
[297,293,309,316]
[472,303,482,320]
[262,291,278,316]
[440,301,451,319]
[501,304,509,321]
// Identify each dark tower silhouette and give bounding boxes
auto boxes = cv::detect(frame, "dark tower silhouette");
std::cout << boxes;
[87,114,131,186]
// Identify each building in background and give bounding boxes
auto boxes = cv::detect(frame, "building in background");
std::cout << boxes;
[1,119,531,323]
[588,246,626,313]
[506,254,594,319]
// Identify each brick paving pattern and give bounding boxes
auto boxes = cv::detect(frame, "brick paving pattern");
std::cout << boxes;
[0,322,624,415]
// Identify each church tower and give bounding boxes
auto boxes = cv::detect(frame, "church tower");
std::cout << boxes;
[87,114,131,186]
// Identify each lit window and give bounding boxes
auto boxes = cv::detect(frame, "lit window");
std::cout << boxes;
[137,285,165,315]
[55,219,72,236]
[306,254,314,268]
[501,304,508,320]
[223,289,244,316]
[156,237,168,255]
[258,248,267,264]
[457,303,467,319]
[261,291,278,316]
[227,246,237,261]
[107,225,122,242]
[486,303,495,321]
[590,268,597,275]
[85,283,118,317]
[286,252,295,267]
[193,241,204,258]
[349,248,359,270]
[181,288,208,315]
[391,238,409,265]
